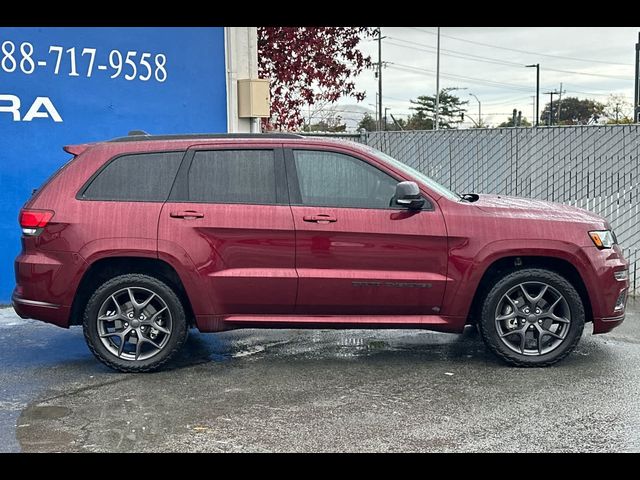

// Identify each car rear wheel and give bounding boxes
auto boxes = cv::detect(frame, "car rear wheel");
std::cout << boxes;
[83,274,188,372]
[478,268,585,367]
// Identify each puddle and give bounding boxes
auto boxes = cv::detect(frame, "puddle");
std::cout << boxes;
[24,405,71,421]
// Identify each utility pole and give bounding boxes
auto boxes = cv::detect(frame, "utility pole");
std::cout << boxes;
[635,32,640,123]
[469,93,481,127]
[435,27,441,130]
[557,83,564,124]
[377,27,383,131]
[372,95,378,130]
[615,103,620,124]
[531,96,536,126]
[384,107,390,131]
[526,63,540,127]
[544,90,560,126]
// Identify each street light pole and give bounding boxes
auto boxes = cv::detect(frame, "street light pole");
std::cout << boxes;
[544,90,560,126]
[435,26,441,130]
[635,32,639,123]
[377,27,383,131]
[469,93,481,127]
[526,63,540,127]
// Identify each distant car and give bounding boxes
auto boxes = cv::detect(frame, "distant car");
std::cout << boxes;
[13,133,628,372]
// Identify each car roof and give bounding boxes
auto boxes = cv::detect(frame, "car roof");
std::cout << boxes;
[107,133,305,142]
[65,133,369,157]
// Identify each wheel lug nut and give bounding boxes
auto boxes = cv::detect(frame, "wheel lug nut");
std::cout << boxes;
[124,322,128,327]
[128,313,133,318]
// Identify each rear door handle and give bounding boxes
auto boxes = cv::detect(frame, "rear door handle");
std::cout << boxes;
[170,210,204,219]
[303,214,337,223]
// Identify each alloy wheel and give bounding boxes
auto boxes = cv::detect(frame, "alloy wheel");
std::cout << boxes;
[494,281,571,356]
[96,287,173,361]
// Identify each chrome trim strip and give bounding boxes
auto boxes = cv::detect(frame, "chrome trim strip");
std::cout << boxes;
[12,296,60,309]
[601,315,625,322]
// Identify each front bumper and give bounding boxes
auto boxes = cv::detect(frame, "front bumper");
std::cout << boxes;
[584,244,628,334]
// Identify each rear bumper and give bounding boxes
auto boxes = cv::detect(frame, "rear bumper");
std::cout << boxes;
[12,292,71,328]
[13,249,86,328]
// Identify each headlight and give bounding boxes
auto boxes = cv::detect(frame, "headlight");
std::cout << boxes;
[589,230,616,249]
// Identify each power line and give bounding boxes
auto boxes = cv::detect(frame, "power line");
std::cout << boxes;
[382,95,414,102]
[562,84,633,98]
[386,37,524,67]
[388,35,631,80]
[482,95,534,106]
[387,62,535,92]
[408,27,633,67]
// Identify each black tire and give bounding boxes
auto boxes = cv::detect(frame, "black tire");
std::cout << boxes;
[478,268,585,367]
[83,274,188,373]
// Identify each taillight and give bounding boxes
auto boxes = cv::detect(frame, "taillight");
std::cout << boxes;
[19,209,54,236]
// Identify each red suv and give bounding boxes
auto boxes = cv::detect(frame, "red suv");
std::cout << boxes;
[13,133,629,372]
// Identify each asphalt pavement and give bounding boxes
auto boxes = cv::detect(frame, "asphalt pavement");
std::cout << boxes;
[1,302,639,452]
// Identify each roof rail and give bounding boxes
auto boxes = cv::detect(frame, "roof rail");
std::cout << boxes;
[108,132,304,143]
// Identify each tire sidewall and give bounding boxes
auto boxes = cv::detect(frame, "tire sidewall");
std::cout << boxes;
[83,274,187,372]
[480,269,585,366]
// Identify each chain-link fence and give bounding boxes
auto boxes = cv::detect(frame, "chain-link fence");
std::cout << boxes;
[321,126,640,295]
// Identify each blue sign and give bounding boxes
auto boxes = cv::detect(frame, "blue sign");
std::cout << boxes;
[0,27,228,301]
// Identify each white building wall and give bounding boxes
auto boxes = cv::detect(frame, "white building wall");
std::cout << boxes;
[225,27,260,133]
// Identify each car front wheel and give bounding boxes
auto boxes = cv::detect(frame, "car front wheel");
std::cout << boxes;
[478,268,585,367]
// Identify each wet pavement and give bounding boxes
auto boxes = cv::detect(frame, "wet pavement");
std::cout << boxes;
[1,302,639,452]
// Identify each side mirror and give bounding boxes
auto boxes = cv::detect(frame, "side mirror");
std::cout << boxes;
[395,181,425,210]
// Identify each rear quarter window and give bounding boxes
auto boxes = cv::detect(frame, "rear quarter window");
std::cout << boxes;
[80,151,184,202]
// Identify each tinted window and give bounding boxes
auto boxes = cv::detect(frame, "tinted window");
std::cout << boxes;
[83,152,183,201]
[293,150,398,209]
[188,150,276,204]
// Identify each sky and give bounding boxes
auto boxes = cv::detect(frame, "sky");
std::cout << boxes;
[329,27,640,129]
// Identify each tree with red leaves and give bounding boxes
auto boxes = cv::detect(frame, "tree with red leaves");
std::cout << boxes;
[258,27,375,131]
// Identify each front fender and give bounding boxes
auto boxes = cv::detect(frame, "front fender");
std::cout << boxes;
[441,238,598,321]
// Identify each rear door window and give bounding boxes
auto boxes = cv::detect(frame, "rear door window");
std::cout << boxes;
[186,149,277,205]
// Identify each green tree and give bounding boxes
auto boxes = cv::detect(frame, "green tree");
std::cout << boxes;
[405,111,433,130]
[408,88,468,130]
[305,117,347,133]
[498,116,532,128]
[386,116,407,131]
[541,96,605,125]
[603,94,633,124]
[357,113,378,132]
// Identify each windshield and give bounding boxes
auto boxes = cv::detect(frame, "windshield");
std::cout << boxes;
[362,145,460,201]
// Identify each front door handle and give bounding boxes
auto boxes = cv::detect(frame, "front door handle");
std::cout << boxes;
[303,214,337,223]
[170,210,204,219]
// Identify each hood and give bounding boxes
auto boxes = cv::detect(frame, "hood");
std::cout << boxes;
[473,194,607,226]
